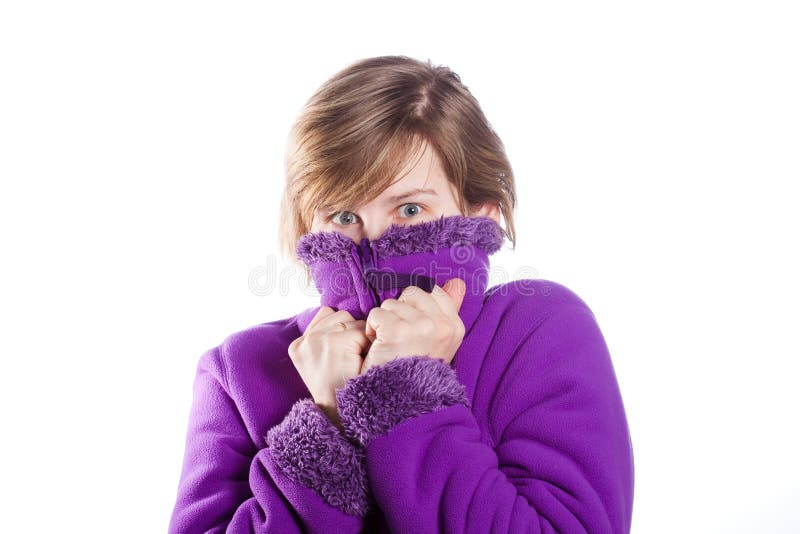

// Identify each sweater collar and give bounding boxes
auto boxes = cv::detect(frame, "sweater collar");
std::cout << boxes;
[293,214,505,337]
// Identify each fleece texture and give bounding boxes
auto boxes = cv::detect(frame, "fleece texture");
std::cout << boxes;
[168,214,635,534]
[264,398,371,517]
[336,356,470,448]
[296,214,505,264]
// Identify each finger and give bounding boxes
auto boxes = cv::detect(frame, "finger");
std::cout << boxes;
[397,284,446,320]
[365,307,402,342]
[379,298,423,322]
[338,319,367,331]
[329,324,371,354]
[433,277,466,317]
[306,305,335,331]
[314,309,357,332]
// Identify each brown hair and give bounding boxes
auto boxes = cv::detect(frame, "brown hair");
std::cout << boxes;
[278,55,517,270]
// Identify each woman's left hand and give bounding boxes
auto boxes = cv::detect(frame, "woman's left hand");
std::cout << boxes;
[361,277,467,374]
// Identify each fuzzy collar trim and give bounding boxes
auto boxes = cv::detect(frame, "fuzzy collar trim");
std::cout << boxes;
[296,214,505,265]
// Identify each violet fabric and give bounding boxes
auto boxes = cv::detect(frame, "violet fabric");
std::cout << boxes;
[265,398,371,517]
[335,355,471,449]
[168,214,635,533]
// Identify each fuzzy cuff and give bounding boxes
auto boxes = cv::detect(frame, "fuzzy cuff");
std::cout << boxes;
[335,356,470,448]
[265,398,371,517]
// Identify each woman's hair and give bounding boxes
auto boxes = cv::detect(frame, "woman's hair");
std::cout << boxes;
[278,55,517,269]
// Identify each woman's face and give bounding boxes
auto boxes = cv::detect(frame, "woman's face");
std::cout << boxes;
[310,141,500,242]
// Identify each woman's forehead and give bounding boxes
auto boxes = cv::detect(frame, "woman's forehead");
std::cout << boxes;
[311,139,456,214]
[317,178,446,213]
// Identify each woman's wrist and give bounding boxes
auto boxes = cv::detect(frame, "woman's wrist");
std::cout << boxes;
[317,400,344,432]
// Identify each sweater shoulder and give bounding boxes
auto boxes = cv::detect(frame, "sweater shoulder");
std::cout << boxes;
[475,278,599,358]
[483,277,594,322]
[210,312,304,393]
[196,311,309,446]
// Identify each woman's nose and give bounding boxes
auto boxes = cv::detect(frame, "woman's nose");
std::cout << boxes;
[363,220,391,242]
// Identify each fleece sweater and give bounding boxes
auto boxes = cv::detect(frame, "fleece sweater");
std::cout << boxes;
[168,214,635,533]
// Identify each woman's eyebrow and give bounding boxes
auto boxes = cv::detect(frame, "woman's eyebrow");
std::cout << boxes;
[387,187,438,203]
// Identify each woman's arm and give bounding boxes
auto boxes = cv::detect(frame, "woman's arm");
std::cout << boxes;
[168,347,370,534]
[335,302,634,533]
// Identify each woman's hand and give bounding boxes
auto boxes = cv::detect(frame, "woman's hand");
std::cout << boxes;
[287,306,370,429]
[361,277,467,374]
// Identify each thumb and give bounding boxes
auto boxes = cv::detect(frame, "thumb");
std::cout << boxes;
[442,277,466,312]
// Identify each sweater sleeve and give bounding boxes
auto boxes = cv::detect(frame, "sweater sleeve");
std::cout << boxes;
[334,303,635,534]
[168,347,370,534]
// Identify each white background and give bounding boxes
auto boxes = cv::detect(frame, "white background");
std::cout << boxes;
[1,1,798,532]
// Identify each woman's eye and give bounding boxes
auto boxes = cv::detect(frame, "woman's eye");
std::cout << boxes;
[330,210,359,225]
[399,203,423,218]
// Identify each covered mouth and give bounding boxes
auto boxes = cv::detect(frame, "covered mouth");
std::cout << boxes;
[296,214,506,265]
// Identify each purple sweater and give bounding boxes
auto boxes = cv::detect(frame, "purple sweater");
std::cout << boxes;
[168,215,635,533]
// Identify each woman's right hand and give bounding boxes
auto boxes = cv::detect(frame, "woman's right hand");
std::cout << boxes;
[287,306,371,430]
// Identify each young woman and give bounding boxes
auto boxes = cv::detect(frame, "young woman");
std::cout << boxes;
[169,55,634,533]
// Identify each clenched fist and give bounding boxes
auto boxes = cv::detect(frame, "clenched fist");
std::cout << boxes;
[287,306,370,430]
[288,277,467,429]
[362,277,466,374]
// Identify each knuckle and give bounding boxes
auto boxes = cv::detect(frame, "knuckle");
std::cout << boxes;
[455,321,465,338]
[315,306,333,319]
[332,309,355,322]
[401,286,419,298]
[288,336,304,359]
